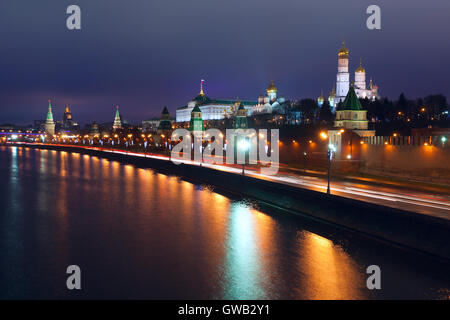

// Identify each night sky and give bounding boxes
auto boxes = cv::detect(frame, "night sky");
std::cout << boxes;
[1,0,449,125]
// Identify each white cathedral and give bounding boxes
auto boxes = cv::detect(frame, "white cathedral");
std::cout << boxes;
[318,41,379,112]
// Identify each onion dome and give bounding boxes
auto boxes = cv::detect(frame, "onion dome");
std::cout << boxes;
[317,90,325,103]
[338,40,349,57]
[266,80,277,93]
[356,58,365,73]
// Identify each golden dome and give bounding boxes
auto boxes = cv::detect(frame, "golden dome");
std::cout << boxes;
[338,40,349,57]
[318,90,325,102]
[356,58,365,73]
[267,80,277,93]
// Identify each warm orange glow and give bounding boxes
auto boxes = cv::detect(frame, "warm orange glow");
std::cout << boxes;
[319,132,328,140]
[161,134,165,138]
[424,143,428,146]
[393,133,397,137]
[360,141,364,144]
[384,141,388,145]
[309,140,313,144]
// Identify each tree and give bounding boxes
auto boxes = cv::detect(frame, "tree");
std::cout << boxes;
[318,100,333,125]
[298,99,318,124]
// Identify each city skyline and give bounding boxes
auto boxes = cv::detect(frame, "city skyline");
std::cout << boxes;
[1,0,450,125]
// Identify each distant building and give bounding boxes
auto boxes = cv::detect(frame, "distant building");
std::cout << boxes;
[253,81,287,115]
[112,106,123,131]
[328,85,375,156]
[176,80,256,122]
[45,100,55,136]
[89,121,100,138]
[325,41,379,108]
[142,118,161,133]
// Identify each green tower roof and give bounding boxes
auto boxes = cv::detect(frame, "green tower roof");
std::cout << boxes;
[192,105,201,113]
[46,100,54,121]
[340,85,363,111]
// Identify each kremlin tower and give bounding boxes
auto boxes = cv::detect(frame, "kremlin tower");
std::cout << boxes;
[45,99,55,136]
[234,102,248,129]
[112,106,123,131]
[189,105,204,133]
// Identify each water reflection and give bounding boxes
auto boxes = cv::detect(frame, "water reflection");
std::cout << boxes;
[298,232,366,299]
[0,146,449,299]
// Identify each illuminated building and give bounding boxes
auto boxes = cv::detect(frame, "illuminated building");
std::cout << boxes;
[354,59,379,101]
[252,81,286,115]
[112,106,123,131]
[325,41,379,106]
[176,80,288,123]
[189,105,204,132]
[61,105,78,132]
[176,80,256,122]
[89,121,100,138]
[234,102,248,129]
[328,85,375,157]
[44,99,55,136]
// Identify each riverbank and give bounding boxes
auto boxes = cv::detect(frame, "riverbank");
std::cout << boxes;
[9,142,450,261]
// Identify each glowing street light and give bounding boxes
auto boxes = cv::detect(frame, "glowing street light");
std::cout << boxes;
[239,138,250,175]
[441,136,447,145]
[327,143,337,194]
[320,131,328,140]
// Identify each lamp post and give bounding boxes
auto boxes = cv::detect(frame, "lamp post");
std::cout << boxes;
[239,138,250,175]
[327,143,336,194]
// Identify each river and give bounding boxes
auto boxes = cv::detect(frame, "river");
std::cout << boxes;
[0,146,449,299]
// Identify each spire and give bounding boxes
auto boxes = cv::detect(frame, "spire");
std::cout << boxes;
[65,104,70,113]
[46,99,54,121]
[340,85,363,111]
[113,105,122,130]
[199,79,205,96]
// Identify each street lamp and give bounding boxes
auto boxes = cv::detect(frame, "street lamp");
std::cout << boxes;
[327,143,336,194]
[239,138,250,175]
[441,136,447,146]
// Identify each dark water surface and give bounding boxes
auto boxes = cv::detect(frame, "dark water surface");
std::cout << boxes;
[1,146,449,299]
